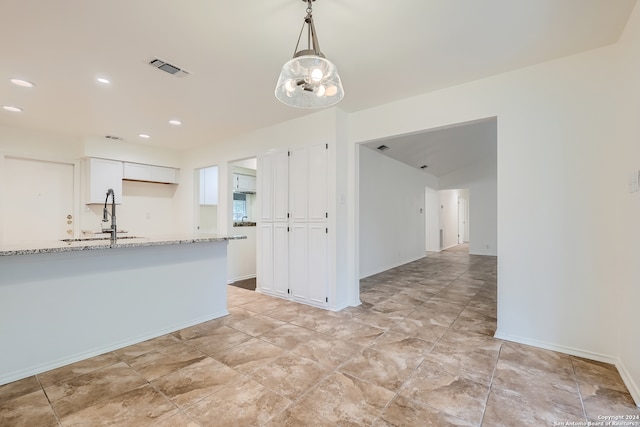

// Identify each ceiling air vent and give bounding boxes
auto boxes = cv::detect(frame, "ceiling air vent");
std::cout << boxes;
[377,144,389,151]
[105,135,124,141]
[148,58,190,78]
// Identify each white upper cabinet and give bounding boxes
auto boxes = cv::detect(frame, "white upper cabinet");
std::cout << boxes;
[85,158,123,204]
[289,143,328,223]
[199,166,218,205]
[233,174,256,193]
[123,162,178,184]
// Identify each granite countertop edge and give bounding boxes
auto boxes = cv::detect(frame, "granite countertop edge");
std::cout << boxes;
[0,234,247,257]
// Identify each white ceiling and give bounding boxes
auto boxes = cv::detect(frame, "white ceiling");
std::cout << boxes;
[363,118,497,178]
[0,0,636,152]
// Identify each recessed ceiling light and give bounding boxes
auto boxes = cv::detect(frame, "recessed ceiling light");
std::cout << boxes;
[10,78,35,88]
[96,77,111,84]
[2,105,23,112]
[138,133,150,139]
[168,119,182,126]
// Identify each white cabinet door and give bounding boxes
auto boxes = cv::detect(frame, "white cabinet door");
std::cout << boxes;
[123,162,151,181]
[272,150,289,222]
[151,166,178,184]
[308,143,328,222]
[289,143,327,223]
[199,167,218,205]
[307,223,329,307]
[290,223,328,307]
[272,222,289,297]
[258,154,273,221]
[257,223,274,294]
[85,158,123,204]
[289,147,309,222]
[235,174,256,192]
[124,162,178,184]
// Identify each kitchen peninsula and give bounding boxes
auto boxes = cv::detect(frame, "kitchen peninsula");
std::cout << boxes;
[0,234,245,386]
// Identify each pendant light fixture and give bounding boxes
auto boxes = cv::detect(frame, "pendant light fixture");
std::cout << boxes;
[275,0,344,108]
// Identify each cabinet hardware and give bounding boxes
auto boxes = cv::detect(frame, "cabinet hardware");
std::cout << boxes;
[66,214,72,219]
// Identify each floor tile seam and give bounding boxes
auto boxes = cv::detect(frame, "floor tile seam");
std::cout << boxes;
[34,374,63,426]
[477,339,504,427]
[41,358,151,421]
[570,357,590,422]
[142,376,202,425]
[36,352,124,391]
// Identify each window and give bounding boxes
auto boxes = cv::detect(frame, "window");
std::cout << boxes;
[233,193,247,221]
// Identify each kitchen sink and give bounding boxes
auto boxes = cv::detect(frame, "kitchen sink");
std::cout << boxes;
[60,236,142,242]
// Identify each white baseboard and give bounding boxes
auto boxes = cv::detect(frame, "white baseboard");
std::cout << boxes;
[494,331,640,408]
[0,310,228,387]
[617,360,640,408]
[494,331,618,364]
[227,274,256,284]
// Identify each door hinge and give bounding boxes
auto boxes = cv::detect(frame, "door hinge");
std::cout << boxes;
[325,212,328,218]
[325,297,328,303]
[288,151,290,156]
[326,228,328,234]
[288,289,290,294]
[287,213,290,218]
[326,143,328,149]
[287,226,290,232]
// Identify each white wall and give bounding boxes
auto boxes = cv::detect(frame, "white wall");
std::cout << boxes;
[425,187,440,252]
[613,3,640,406]
[348,12,639,405]
[359,145,438,278]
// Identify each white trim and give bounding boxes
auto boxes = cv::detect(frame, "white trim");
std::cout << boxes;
[359,254,426,280]
[617,360,640,408]
[495,331,640,407]
[227,274,256,284]
[494,331,618,364]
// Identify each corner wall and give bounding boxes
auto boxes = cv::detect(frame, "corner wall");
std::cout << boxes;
[358,145,438,278]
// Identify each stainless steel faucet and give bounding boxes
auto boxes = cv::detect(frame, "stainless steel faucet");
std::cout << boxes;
[102,188,117,244]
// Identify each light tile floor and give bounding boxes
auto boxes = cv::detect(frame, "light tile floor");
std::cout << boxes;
[2,245,639,426]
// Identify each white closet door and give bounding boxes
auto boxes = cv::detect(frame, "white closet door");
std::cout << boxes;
[289,223,309,302]
[258,154,273,221]
[307,143,328,222]
[272,150,289,222]
[289,146,308,222]
[307,223,329,307]
[272,222,289,297]
[257,223,274,294]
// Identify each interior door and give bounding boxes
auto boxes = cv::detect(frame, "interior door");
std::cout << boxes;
[458,197,466,244]
[2,157,74,243]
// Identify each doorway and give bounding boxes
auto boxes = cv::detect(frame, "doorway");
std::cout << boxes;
[227,158,257,286]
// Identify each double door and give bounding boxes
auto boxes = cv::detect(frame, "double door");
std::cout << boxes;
[257,143,329,308]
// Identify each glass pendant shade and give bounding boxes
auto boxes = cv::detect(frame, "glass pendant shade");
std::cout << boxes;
[275,0,344,108]
[275,54,344,108]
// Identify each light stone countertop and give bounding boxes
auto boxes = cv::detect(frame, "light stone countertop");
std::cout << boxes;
[0,234,246,256]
